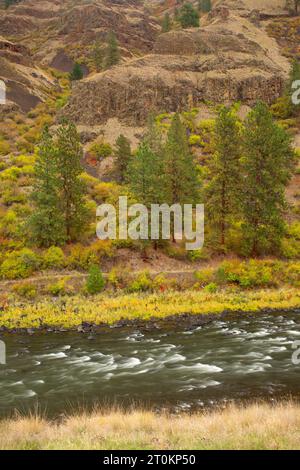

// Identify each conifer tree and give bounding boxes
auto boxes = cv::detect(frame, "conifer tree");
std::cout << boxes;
[164,113,199,242]
[162,13,171,32]
[127,141,165,249]
[86,265,105,294]
[104,31,120,68]
[55,120,89,241]
[144,113,164,156]
[205,106,242,249]
[29,127,66,247]
[179,3,199,28]
[128,116,168,247]
[114,134,132,183]
[128,141,166,208]
[92,39,105,72]
[69,62,83,81]
[164,113,199,206]
[242,102,295,256]
[199,0,212,13]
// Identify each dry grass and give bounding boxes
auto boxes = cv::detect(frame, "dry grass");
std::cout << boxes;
[0,402,299,450]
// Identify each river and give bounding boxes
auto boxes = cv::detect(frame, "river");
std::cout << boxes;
[0,311,299,418]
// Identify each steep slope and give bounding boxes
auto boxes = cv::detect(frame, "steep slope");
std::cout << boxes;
[0,36,54,112]
[0,0,159,65]
[64,6,290,126]
[0,0,160,110]
[213,0,287,17]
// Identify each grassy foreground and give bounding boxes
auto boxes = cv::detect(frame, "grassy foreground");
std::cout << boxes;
[1,403,299,450]
[0,287,299,330]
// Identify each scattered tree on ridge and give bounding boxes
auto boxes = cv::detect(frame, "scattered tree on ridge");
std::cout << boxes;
[198,0,212,13]
[179,3,200,28]
[92,39,105,72]
[162,12,171,32]
[104,31,120,68]
[69,62,83,81]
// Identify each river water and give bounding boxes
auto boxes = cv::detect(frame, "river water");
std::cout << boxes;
[0,311,299,418]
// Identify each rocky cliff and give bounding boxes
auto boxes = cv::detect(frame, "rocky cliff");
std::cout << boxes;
[0,0,292,119]
[64,6,290,126]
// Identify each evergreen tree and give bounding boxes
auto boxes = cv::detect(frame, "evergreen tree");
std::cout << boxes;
[114,134,132,183]
[128,116,167,248]
[127,141,163,248]
[92,39,105,72]
[205,106,242,249]
[5,0,20,8]
[55,120,89,241]
[69,62,83,81]
[164,113,199,206]
[179,3,199,28]
[241,102,295,256]
[29,127,66,247]
[128,141,166,208]
[199,0,212,13]
[104,31,120,68]
[162,12,171,32]
[144,113,164,156]
[86,265,105,294]
[164,114,199,243]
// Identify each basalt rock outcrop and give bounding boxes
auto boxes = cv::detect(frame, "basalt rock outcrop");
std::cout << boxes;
[64,11,290,126]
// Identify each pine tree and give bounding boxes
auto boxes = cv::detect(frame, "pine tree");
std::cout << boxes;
[104,31,120,69]
[205,106,242,250]
[164,114,199,243]
[162,13,171,32]
[114,134,132,183]
[199,0,212,13]
[92,39,105,72]
[144,113,164,156]
[69,62,83,81]
[55,120,89,241]
[86,265,105,294]
[164,113,199,206]
[127,141,165,249]
[4,0,20,8]
[242,102,295,256]
[29,127,66,247]
[179,3,199,28]
[128,140,166,208]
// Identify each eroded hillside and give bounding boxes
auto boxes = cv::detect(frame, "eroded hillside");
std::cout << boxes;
[64,7,290,126]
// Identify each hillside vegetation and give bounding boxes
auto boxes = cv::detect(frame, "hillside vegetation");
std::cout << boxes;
[0,0,299,307]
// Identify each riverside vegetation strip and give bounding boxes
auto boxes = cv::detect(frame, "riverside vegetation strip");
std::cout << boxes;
[0,402,299,450]
[0,288,300,331]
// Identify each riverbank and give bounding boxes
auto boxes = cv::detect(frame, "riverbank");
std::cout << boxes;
[0,402,299,450]
[0,287,299,331]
